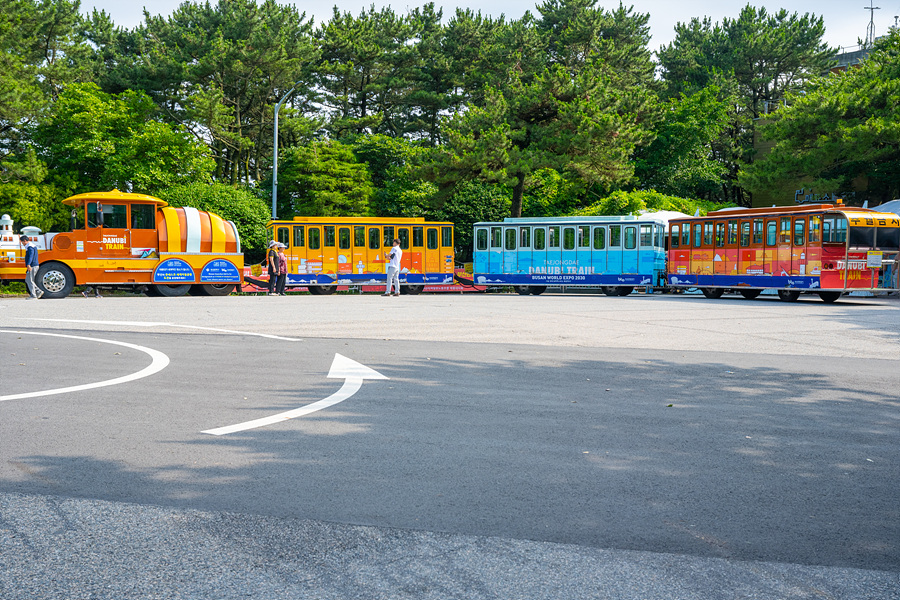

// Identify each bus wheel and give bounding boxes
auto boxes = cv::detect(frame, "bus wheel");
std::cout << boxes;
[154,284,191,297]
[530,286,547,295]
[602,286,617,296]
[777,289,801,302]
[36,262,75,299]
[701,287,724,299]
[616,286,633,296]
[191,283,235,297]
[818,291,841,304]
[309,285,336,295]
[514,286,531,295]
[403,285,424,295]
[739,289,761,299]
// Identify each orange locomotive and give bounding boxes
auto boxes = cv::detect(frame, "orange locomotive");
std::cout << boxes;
[667,203,900,302]
[0,190,244,298]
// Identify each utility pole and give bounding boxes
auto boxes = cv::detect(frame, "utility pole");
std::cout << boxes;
[272,82,302,219]
[864,0,881,47]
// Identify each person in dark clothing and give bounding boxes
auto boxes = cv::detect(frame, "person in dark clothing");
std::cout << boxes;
[20,235,43,299]
[267,240,279,295]
[275,243,288,295]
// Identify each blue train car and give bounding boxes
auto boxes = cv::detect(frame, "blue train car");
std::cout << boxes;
[472,215,676,295]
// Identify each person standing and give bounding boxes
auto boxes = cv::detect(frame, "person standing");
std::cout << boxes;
[383,238,402,296]
[275,243,288,296]
[266,240,279,295]
[20,235,43,299]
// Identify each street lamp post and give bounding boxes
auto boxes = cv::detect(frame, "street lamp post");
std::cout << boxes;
[272,82,301,219]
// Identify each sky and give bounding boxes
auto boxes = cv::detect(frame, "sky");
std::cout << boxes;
[84,0,900,51]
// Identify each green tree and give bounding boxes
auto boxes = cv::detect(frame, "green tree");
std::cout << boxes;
[347,134,436,216]
[275,140,373,217]
[432,181,510,261]
[574,190,732,217]
[740,31,900,204]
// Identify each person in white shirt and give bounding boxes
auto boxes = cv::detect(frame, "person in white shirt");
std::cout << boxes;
[383,238,402,296]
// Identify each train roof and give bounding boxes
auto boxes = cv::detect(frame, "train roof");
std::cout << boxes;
[62,189,168,207]
[271,216,453,225]
[666,203,900,227]
[476,212,687,226]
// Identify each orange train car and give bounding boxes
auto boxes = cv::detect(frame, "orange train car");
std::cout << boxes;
[666,203,900,302]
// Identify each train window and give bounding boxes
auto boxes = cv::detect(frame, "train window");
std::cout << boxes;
[413,226,423,247]
[308,228,321,250]
[793,219,805,246]
[131,204,156,229]
[519,227,531,248]
[703,222,713,246]
[324,225,336,247]
[354,226,365,247]
[822,216,847,243]
[578,225,590,247]
[694,223,702,247]
[682,223,691,247]
[563,227,575,250]
[740,222,751,247]
[766,221,777,246]
[505,228,517,250]
[383,226,395,246]
[534,228,546,250]
[876,226,900,250]
[779,217,791,244]
[398,228,409,249]
[427,228,438,250]
[476,228,488,251]
[293,225,305,247]
[491,227,501,248]
[753,219,763,244]
[728,220,738,245]
[368,227,380,249]
[593,226,606,249]
[278,227,290,246]
[610,225,621,247]
[549,226,560,248]
[715,222,725,247]
[339,227,351,250]
[442,226,452,247]
[671,225,680,248]
[809,216,821,244]
[655,225,663,247]
[640,224,652,246]
[624,226,636,249]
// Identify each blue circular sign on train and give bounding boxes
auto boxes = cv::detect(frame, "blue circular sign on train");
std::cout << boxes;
[200,259,241,283]
[153,258,195,283]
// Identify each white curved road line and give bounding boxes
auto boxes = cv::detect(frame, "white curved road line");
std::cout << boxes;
[22,319,302,342]
[0,330,170,402]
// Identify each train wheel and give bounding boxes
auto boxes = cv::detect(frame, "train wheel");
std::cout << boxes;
[191,283,236,297]
[616,286,633,296]
[309,285,336,295]
[602,286,617,296]
[530,286,547,295]
[514,286,531,295]
[36,262,75,299]
[777,289,801,302]
[701,287,724,299]
[818,291,841,304]
[403,285,424,295]
[154,283,191,297]
[739,289,761,299]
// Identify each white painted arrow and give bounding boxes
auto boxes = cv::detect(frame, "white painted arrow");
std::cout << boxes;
[202,353,387,436]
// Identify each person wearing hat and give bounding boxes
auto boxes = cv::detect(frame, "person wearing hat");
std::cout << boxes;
[19,235,43,299]
[266,240,279,295]
[274,243,288,295]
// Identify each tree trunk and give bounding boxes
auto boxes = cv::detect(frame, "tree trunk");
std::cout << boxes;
[511,172,525,218]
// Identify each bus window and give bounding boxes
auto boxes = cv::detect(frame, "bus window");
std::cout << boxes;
[740,222,750,247]
[563,227,575,250]
[728,220,738,245]
[703,222,713,246]
[534,228,546,250]
[324,225,336,247]
[793,219,805,246]
[519,227,531,248]
[476,228,488,251]
[383,226,395,246]
[766,221,777,246]
[427,228,438,250]
[505,228,517,250]
[671,225,680,248]
[491,227,501,248]
[809,216,821,244]
[413,226,423,247]
[293,225,305,247]
[549,226,560,248]
[640,224,652,246]
[779,217,791,244]
[369,227,380,249]
[277,226,290,247]
[624,226,637,250]
[441,226,452,247]
[593,226,606,249]
[578,225,590,248]
[131,204,156,229]
[308,227,320,250]
[682,223,691,247]
[610,225,621,247]
[715,222,725,247]
[398,228,409,249]
[354,226,365,247]
[753,219,763,245]
[339,227,351,250]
